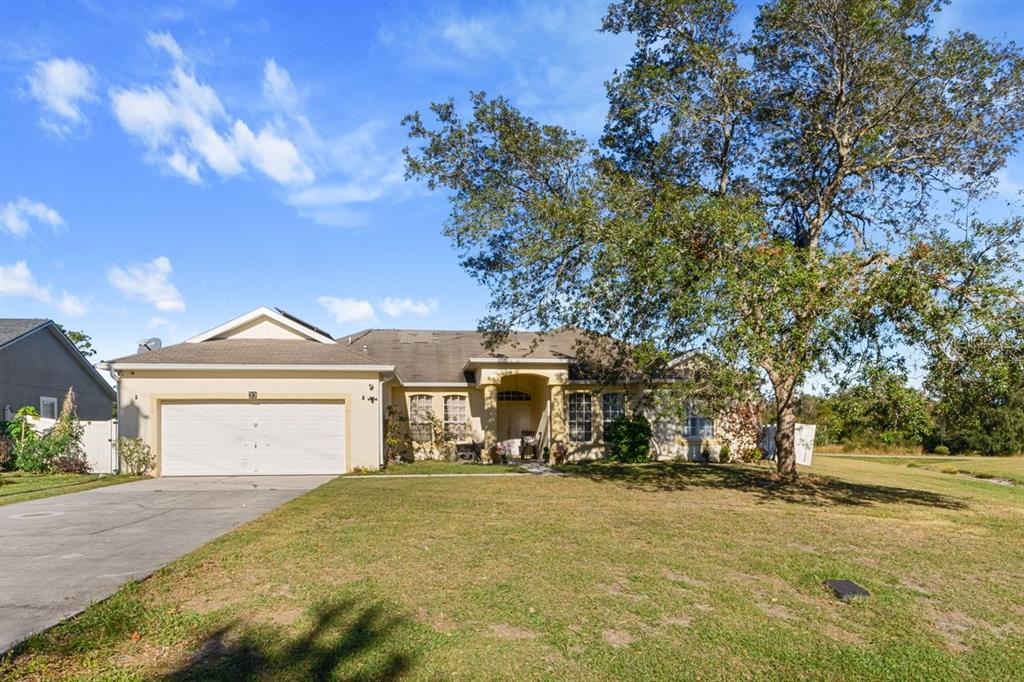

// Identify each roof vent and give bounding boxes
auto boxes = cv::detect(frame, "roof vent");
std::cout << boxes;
[362,344,368,353]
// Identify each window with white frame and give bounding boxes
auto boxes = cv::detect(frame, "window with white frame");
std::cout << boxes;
[409,394,433,442]
[687,415,715,438]
[602,392,625,435]
[40,396,58,419]
[567,392,592,442]
[443,395,468,440]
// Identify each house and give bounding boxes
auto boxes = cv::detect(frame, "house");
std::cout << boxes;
[105,307,736,476]
[0,318,117,421]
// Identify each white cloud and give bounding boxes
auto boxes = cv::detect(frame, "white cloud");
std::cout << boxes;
[441,18,508,56]
[107,256,185,312]
[283,120,407,226]
[317,295,376,324]
[0,260,88,316]
[57,292,87,316]
[111,34,312,186]
[0,260,50,301]
[26,57,96,135]
[146,31,185,63]
[230,120,314,185]
[1,197,65,237]
[380,297,438,317]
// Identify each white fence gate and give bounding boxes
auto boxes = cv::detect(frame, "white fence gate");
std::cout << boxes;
[28,417,118,474]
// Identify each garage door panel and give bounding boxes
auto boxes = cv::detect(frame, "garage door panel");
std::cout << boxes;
[161,402,345,476]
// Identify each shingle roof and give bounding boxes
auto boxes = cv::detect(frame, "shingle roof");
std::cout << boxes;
[345,328,586,383]
[0,318,49,347]
[108,329,591,384]
[109,339,388,367]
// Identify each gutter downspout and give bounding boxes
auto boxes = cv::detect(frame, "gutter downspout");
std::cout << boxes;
[378,372,395,468]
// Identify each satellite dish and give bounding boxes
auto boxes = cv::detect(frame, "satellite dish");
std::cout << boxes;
[137,337,163,354]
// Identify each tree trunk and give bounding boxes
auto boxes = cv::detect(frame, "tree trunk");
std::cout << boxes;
[775,401,797,480]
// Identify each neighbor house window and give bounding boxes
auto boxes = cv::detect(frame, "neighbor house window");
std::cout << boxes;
[443,395,467,440]
[40,396,58,419]
[409,394,433,442]
[687,416,715,438]
[567,392,592,442]
[602,392,625,435]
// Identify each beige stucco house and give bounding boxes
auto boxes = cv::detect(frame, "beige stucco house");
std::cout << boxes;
[106,307,724,476]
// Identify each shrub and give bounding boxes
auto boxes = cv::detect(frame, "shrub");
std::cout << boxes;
[53,452,92,474]
[0,432,13,471]
[740,448,764,463]
[45,388,88,473]
[604,414,653,462]
[933,445,950,456]
[118,437,154,476]
[719,443,732,462]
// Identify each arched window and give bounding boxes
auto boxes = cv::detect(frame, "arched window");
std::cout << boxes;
[497,390,531,401]
[443,395,468,440]
[567,392,592,442]
[409,394,433,442]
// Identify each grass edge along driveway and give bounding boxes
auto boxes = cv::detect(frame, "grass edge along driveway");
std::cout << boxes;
[0,472,141,506]
[2,457,1022,680]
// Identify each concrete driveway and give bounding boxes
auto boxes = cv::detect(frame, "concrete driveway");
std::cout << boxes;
[0,475,332,653]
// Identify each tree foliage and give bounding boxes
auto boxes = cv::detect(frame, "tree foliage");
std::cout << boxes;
[57,325,96,358]
[404,0,1024,478]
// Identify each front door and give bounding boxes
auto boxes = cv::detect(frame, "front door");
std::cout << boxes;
[497,404,531,440]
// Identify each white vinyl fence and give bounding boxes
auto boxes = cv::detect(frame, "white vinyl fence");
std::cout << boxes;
[28,417,118,474]
[759,423,816,466]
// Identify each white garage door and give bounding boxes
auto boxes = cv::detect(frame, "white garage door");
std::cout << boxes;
[161,402,345,476]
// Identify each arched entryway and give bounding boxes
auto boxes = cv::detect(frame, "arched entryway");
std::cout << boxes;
[492,373,552,456]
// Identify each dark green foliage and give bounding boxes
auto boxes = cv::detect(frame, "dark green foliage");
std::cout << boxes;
[604,414,653,462]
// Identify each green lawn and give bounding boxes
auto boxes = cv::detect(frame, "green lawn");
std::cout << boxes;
[831,454,1024,485]
[359,460,526,475]
[2,458,1022,680]
[0,472,140,506]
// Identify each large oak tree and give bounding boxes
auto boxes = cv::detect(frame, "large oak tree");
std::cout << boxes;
[404,0,1024,477]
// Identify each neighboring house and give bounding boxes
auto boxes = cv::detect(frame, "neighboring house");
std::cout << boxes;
[0,318,117,421]
[105,307,737,476]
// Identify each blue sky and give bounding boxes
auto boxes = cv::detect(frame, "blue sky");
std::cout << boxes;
[1,0,1022,366]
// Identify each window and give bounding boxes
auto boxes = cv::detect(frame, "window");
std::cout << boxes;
[687,416,715,438]
[567,392,592,442]
[409,395,433,442]
[602,392,625,434]
[497,390,531,401]
[40,396,58,419]
[443,395,467,440]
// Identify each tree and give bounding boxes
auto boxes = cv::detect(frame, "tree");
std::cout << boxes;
[404,0,1024,478]
[57,325,96,358]
[801,367,934,448]
[926,305,1024,454]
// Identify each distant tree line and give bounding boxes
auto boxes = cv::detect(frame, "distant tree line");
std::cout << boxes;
[797,366,1023,455]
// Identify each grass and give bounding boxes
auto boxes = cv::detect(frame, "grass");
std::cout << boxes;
[2,458,1022,680]
[356,460,526,475]
[0,472,140,506]
[832,454,1024,486]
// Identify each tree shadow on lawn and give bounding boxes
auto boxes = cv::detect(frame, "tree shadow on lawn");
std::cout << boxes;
[558,462,967,510]
[162,599,414,682]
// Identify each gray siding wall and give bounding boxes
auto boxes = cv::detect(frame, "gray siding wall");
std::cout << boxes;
[0,328,114,421]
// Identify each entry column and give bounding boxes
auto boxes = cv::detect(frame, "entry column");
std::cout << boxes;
[482,383,498,452]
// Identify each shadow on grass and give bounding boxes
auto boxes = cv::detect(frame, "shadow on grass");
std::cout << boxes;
[162,599,413,681]
[557,461,967,509]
